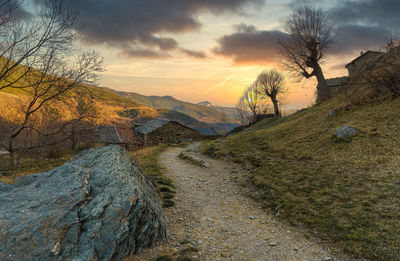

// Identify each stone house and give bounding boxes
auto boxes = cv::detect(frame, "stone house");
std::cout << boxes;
[136,119,201,147]
[345,51,384,76]
[316,50,385,101]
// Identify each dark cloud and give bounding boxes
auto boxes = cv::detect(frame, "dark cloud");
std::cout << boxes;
[213,24,287,64]
[180,48,207,59]
[0,0,31,21]
[330,25,391,55]
[330,0,400,33]
[64,0,263,58]
[119,47,170,59]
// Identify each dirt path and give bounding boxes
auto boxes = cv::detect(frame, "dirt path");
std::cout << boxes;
[132,143,341,261]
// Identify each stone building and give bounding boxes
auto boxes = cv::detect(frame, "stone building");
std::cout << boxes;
[316,50,385,101]
[136,119,201,147]
[345,51,384,76]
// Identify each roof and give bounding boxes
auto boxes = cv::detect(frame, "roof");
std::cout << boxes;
[192,127,219,136]
[93,125,122,144]
[115,125,140,144]
[345,51,384,68]
[136,119,170,135]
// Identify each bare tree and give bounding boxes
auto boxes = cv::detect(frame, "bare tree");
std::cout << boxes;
[67,88,98,150]
[280,4,334,103]
[7,52,103,166]
[1,1,104,166]
[239,84,270,124]
[0,0,78,91]
[234,98,251,126]
[255,69,287,118]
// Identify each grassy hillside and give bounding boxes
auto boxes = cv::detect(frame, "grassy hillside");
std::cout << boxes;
[202,96,400,260]
[115,90,238,125]
[0,83,159,127]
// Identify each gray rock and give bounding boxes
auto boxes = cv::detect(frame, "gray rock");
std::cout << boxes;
[179,151,210,168]
[328,110,337,117]
[0,145,168,261]
[334,126,358,140]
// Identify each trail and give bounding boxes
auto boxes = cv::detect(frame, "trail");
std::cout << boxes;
[133,143,343,261]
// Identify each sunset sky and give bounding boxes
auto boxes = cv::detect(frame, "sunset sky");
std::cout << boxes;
[31,0,400,109]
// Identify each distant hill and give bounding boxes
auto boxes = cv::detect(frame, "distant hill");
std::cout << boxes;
[197,100,238,120]
[113,90,239,131]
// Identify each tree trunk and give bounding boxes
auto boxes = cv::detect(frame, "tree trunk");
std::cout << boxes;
[271,96,281,118]
[71,124,76,150]
[314,63,331,104]
[8,138,18,167]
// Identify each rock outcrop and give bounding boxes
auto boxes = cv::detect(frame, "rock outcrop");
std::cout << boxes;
[334,126,359,140]
[0,145,168,260]
[179,151,210,168]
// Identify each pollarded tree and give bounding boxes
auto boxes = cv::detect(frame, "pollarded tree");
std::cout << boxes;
[255,69,286,118]
[280,4,334,103]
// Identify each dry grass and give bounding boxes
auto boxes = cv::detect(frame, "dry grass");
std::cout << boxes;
[202,96,400,260]
[0,152,76,184]
[130,145,176,208]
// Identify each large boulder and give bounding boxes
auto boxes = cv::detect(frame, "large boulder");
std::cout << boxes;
[0,145,168,260]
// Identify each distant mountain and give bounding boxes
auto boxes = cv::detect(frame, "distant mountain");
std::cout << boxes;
[114,91,239,130]
[198,101,217,107]
[157,109,207,126]
[197,101,238,120]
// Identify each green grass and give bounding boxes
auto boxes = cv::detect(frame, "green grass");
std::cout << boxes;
[0,152,76,184]
[202,97,400,260]
[130,144,176,208]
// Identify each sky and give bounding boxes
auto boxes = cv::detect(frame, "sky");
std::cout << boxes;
[23,0,400,109]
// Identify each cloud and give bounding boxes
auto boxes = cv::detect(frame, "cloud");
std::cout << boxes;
[180,48,207,59]
[62,0,264,58]
[0,0,31,21]
[329,25,391,55]
[330,0,400,33]
[213,24,287,64]
[119,47,170,59]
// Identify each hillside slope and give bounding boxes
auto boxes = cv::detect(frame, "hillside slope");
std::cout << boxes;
[0,85,158,126]
[114,90,238,126]
[202,96,400,260]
